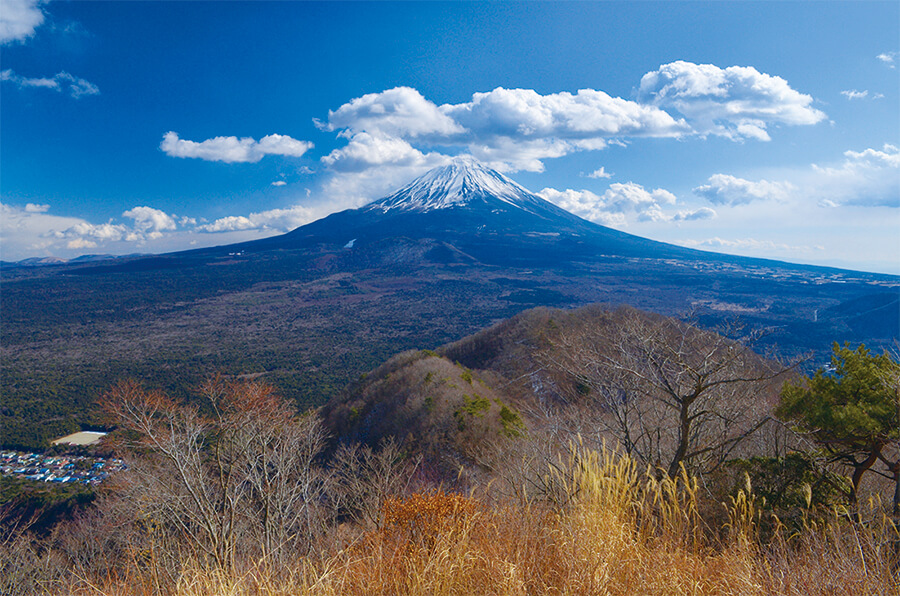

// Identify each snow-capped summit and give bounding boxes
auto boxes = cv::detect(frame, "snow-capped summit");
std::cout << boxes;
[366,156,546,214]
[271,153,692,264]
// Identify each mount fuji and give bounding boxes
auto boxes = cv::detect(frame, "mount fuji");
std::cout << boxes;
[245,156,699,265]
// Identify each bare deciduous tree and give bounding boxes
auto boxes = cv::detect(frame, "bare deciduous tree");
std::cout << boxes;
[332,437,421,529]
[102,377,332,571]
[543,308,789,478]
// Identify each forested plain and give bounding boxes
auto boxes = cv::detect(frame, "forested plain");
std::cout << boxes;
[3,242,897,451]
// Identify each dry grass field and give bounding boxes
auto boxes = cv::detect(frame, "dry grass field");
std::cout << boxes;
[42,448,897,596]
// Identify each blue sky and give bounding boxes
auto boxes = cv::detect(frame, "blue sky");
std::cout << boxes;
[2,1,898,273]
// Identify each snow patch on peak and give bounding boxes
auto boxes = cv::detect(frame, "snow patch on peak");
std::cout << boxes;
[367,156,543,213]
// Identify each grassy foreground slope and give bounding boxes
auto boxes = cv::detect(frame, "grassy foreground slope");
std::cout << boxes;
[3,305,898,595]
[8,449,896,595]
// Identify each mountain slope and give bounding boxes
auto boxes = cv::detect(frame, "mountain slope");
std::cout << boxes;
[240,157,701,265]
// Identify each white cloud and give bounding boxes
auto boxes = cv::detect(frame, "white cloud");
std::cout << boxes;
[587,167,613,179]
[197,205,316,233]
[256,134,313,158]
[603,182,676,211]
[67,238,98,250]
[810,143,900,207]
[679,237,821,254]
[318,132,452,207]
[679,208,717,221]
[1,69,100,98]
[465,137,578,173]
[271,180,287,187]
[442,86,687,140]
[321,85,687,173]
[197,216,256,233]
[319,86,464,139]
[840,89,868,100]
[53,221,132,244]
[877,52,897,68]
[639,206,717,223]
[1,203,92,260]
[321,65,820,176]
[638,61,826,140]
[160,131,313,163]
[537,188,619,225]
[0,201,200,261]
[537,182,704,227]
[0,0,45,44]
[843,143,900,169]
[52,220,129,242]
[321,132,447,172]
[693,174,794,205]
[693,144,899,217]
[444,87,687,170]
[1,201,328,260]
[321,155,452,210]
[123,206,177,239]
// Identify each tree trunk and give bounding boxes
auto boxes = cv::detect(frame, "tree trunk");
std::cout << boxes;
[891,462,900,517]
[668,400,691,478]
[849,448,881,522]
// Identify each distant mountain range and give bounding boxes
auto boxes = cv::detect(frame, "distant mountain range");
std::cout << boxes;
[0,253,130,269]
[2,158,897,450]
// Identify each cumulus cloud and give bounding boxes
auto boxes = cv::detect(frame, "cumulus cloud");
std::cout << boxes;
[321,63,820,175]
[319,86,464,139]
[538,182,709,226]
[321,86,687,173]
[321,132,448,172]
[197,205,316,233]
[638,61,826,141]
[601,182,676,211]
[0,201,201,261]
[840,89,868,100]
[1,203,100,259]
[51,220,130,242]
[877,52,897,68]
[810,143,900,207]
[1,200,329,260]
[693,174,794,205]
[271,180,287,187]
[160,131,313,163]
[123,206,177,239]
[537,188,622,225]
[843,144,900,169]
[0,0,45,44]
[317,132,453,207]
[442,87,687,141]
[465,137,581,172]
[1,69,100,98]
[587,167,613,179]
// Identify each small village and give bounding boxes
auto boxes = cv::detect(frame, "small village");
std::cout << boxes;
[0,450,127,486]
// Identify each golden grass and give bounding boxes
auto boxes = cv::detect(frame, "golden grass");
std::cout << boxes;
[62,448,899,596]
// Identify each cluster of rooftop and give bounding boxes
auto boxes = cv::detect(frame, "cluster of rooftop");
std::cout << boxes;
[1,451,127,486]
